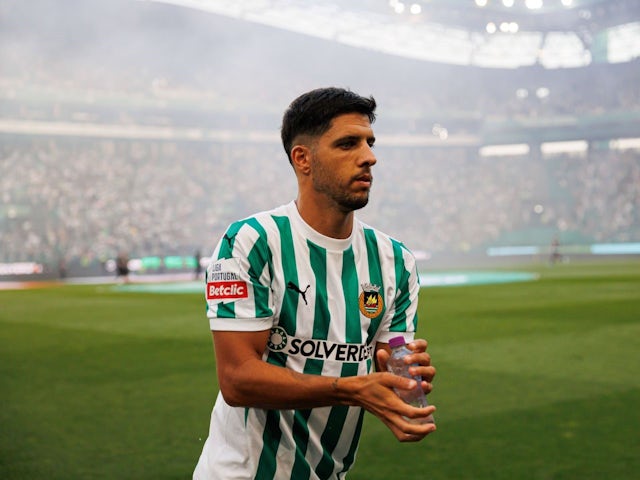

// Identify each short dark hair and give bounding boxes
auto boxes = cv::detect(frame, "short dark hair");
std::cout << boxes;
[280,87,377,164]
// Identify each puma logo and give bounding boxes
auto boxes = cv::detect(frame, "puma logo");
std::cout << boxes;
[223,233,236,248]
[287,281,310,305]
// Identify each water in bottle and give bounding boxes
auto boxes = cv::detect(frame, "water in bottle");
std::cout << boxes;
[386,335,434,424]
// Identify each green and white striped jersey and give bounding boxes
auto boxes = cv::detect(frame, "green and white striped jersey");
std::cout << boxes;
[194,201,420,480]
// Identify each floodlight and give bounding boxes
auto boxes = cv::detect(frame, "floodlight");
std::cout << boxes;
[541,140,589,154]
[609,138,640,150]
[432,123,448,140]
[536,87,550,98]
[525,0,543,9]
[479,144,530,156]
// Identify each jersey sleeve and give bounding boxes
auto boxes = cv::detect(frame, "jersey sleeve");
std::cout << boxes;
[205,219,275,331]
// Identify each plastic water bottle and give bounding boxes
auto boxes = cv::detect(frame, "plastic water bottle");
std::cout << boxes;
[387,336,434,424]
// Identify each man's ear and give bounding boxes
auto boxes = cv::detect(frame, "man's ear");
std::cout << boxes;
[291,145,311,175]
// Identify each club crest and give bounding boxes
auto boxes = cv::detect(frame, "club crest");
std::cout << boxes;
[358,283,383,318]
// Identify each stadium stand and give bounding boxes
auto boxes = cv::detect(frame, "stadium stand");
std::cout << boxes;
[1,0,639,276]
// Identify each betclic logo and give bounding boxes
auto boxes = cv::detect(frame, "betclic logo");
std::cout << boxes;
[206,281,248,300]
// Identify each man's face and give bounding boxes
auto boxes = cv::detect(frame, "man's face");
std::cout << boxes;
[308,113,377,212]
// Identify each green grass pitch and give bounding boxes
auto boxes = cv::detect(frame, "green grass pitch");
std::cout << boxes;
[1,260,639,479]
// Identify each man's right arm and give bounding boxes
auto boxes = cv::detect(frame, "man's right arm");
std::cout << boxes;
[211,329,437,441]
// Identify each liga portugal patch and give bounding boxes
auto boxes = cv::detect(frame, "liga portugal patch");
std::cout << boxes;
[359,283,383,318]
[206,281,248,300]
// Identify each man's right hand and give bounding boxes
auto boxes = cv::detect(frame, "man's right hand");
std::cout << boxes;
[337,372,436,442]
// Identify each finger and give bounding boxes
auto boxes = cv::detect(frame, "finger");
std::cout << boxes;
[403,404,437,423]
[407,338,428,352]
[384,411,436,441]
[375,348,391,372]
[408,364,436,381]
[420,379,434,394]
[387,396,436,424]
[404,354,432,376]
[395,414,437,440]
[372,376,433,415]
[397,421,437,442]
[398,426,436,442]
[380,371,420,391]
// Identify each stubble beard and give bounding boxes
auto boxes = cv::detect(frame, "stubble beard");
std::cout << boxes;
[334,190,370,212]
[311,171,371,213]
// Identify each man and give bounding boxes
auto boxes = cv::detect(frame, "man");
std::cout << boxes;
[194,87,436,480]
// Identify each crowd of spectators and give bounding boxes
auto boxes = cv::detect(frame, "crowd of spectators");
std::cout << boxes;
[2,0,639,272]
[547,148,640,243]
[0,138,294,268]
[1,137,638,271]
[365,144,640,253]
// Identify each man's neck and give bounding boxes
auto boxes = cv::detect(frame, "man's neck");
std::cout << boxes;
[294,197,354,239]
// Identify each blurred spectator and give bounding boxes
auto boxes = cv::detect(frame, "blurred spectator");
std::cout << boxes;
[115,251,130,283]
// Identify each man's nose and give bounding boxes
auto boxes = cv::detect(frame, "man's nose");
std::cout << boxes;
[361,144,377,166]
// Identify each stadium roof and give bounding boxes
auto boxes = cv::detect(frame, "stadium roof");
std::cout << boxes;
[143,0,640,68]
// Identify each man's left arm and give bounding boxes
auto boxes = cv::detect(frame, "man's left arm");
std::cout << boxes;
[375,245,436,394]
